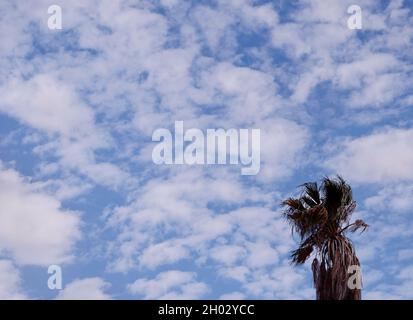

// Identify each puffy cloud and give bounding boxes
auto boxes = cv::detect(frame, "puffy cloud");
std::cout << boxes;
[0,165,81,265]
[139,241,190,270]
[0,0,412,300]
[198,62,282,122]
[210,245,246,266]
[106,169,291,273]
[334,53,401,91]
[258,118,309,181]
[245,242,279,268]
[324,128,413,183]
[0,74,97,137]
[218,266,250,283]
[243,265,313,299]
[364,184,413,213]
[219,291,245,300]
[128,270,208,299]
[56,278,111,300]
[0,260,26,299]
[0,73,130,189]
[364,265,413,300]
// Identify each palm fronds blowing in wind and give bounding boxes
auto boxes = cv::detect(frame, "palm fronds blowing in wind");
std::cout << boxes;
[282,176,368,300]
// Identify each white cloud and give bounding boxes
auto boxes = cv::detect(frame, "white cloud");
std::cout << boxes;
[191,1,278,58]
[128,270,208,299]
[56,277,111,300]
[398,265,413,280]
[210,245,246,266]
[398,249,413,261]
[258,118,309,181]
[243,264,313,299]
[0,165,81,265]
[0,0,412,300]
[0,72,130,189]
[198,62,282,122]
[219,291,245,300]
[325,128,413,183]
[365,265,413,300]
[364,184,413,212]
[0,74,97,137]
[218,266,250,283]
[106,169,273,271]
[269,0,410,113]
[334,53,401,90]
[246,242,279,268]
[364,290,400,300]
[0,260,26,299]
[348,73,406,108]
[107,173,291,273]
[363,269,384,287]
[139,241,190,270]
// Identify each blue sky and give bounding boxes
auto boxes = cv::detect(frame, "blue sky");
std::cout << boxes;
[0,0,412,299]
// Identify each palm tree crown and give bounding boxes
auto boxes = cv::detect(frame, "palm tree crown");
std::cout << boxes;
[282,176,368,300]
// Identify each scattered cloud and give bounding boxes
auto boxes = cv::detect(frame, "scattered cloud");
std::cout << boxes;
[128,270,209,299]
[325,128,413,184]
[0,0,412,299]
[0,260,27,299]
[56,277,111,300]
[0,164,80,266]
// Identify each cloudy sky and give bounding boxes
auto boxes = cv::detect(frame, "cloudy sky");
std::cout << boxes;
[0,0,412,300]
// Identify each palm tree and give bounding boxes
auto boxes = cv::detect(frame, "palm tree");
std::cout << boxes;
[281,176,368,300]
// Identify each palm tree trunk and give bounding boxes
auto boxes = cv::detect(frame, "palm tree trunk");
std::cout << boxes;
[312,241,362,300]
